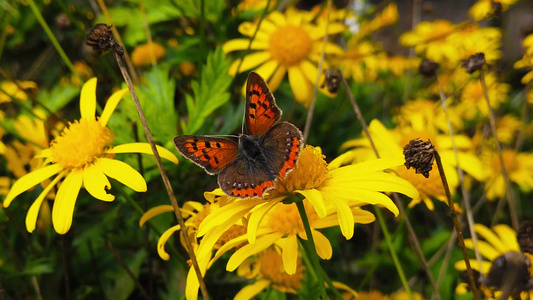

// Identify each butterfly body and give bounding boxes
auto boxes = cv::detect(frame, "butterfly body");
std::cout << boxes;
[174,72,303,198]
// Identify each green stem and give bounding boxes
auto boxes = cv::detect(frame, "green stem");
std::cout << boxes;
[375,207,413,300]
[26,0,80,81]
[199,0,205,74]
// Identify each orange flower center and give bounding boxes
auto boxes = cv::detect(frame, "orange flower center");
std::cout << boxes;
[50,118,114,169]
[269,25,313,66]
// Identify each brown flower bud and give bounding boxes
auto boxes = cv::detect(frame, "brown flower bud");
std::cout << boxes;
[419,59,439,77]
[461,53,485,74]
[517,221,533,254]
[403,138,435,178]
[86,24,123,56]
[55,13,71,30]
[321,69,341,94]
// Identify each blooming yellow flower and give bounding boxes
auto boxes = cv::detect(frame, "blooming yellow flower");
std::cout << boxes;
[2,78,178,234]
[514,34,533,85]
[356,2,398,38]
[457,72,509,119]
[341,119,484,210]
[235,0,276,14]
[0,80,38,103]
[131,42,166,67]
[449,26,502,65]
[338,40,388,82]
[494,114,523,145]
[468,0,520,21]
[387,55,420,77]
[393,98,463,133]
[223,8,345,105]
[481,148,533,201]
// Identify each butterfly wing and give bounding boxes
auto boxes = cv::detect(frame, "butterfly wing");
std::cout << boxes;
[218,157,276,198]
[244,71,281,136]
[261,122,303,179]
[173,136,238,174]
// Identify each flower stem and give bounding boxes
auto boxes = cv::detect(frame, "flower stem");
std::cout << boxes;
[296,200,328,300]
[111,50,209,299]
[26,0,80,81]
[375,207,414,300]
[433,150,482,300]
[479,68,519,230]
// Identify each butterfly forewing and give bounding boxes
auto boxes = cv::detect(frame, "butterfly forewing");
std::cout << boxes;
[244,72,281,136]
[173,136,238,174]
[218,158,276,198]
[261,122,303,179]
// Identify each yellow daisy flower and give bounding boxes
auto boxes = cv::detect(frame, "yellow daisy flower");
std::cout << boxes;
[457,72,510,119]
[222,8,345,105]
[0,80,38,103]
[131,42,166,67]
[387,55,420,77]
[481,148,533,201]
[469,0,520,21]
[338,40,388,82]
[494,114,523,145]
[393,98,463,133]
[514,34,533,85]
[341,119,484,210]
[449,26,502,65]
[2,78,178,234]
[356,2,399,38]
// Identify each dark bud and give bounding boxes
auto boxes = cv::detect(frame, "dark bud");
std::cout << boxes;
[479,251,531,298]
[521,22,533,38]
[55,13,71,30]
[459,269,481,290]
[321,69,341,94]
[461,52,486,74]
[492,2,502,18]
[419,59,439,77]
[86,24,123,56]
[403,138,435,178]
[517,221,533,254]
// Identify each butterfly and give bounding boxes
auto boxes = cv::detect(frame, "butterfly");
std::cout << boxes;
[174,71,303,198]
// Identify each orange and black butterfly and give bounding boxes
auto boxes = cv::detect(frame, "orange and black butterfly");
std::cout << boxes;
[173,71,303,198]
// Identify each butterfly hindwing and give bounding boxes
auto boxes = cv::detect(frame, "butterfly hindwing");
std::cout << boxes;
[218,157,276,198]
[244,71,281,136]
[173,136,238,174]
[262,122,303,179]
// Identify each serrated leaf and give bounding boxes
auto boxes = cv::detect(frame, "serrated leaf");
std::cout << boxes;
[183,47,231,134]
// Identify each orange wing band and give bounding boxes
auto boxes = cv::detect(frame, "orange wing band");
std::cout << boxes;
[231,181,275,198]
[278,137,301,179]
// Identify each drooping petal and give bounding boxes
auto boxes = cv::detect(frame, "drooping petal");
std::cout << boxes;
[227,232,283,271]
[186,253,210,300]
[3,164,62,207]
[157,224,181,260]
[288,66,312,105]
[281,234,299,274]
[25,172,66,233]
[140,205,174,227]
[247,198,283,244]
[197,199,265,237]
[295,189,327,218]
[106,143,179,164]
[52,169,83,234]
[100,88,128,127]
[80,78,97,120]
[98,158,147,192]
[312,230,332,259]
[322,193,354,239]
[83,163,114,202]
[228,52,272,75]
[234,279,270,300]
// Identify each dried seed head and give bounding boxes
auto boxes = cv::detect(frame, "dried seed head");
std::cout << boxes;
[461,52,486,74]
[419,59,439,77]
[479,251,531,295]
[321,69,341,93]
[86,24,123,56]
[517,221,533,254]
[403,138,435,178]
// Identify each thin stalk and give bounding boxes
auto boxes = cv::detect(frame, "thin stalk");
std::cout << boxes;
[435,231,456,296]
[138,0,157,67]
[104,240,152,300]
[199,0,205,74]
[435,75,483,280]
[26,0,80,81]
[96,0,139,84]
[303,0,331,143]
[340,70,438,298]
[375,208,414,300]
[60,237,72,300]
[111,50,208,299]
[433,151,481,300]
[296,200,328,300]
[479,68,519,230]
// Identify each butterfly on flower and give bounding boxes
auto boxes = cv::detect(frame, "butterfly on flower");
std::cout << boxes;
[174,71,303,198]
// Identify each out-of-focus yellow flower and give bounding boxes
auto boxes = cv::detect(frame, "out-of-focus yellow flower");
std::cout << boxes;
[131,42,166,67]
[69,61,94,87]
[457,72,509,119]
[428,67,470,95]
[514,34,533,85]
[449,26,502,65]
[236,0,276,14]
[394,98,463,133]
[387,56,420,77]
[356,3,398,38]
[223,8,345,106]
[469,0,520,21]
[179,62,196,77]
[338,41,387,82]
[0,81,38,103]
[494,114,523,145]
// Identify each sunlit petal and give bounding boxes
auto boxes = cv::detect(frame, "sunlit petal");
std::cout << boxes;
[80,78,97,120]
[157,224,181,260]
[227,232,283,271]
[83,163,114,202]
[107,143,179,164]
[234,279,270,300]
[228,52,272,75]
[247,198,283,244]
[281,234,298,274]
[3,164,62,207]
[312,230,332,259]
[288,66,312,104]
[295,189,327,218]
[52,169,83,234]
[140,205,174,227]
[223,39,269,53]
[100,88,128,126]
[25,172,65,233]
[98,158,147,192]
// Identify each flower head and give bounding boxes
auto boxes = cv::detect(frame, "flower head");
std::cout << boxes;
[3,78,178,234]
[131,42,166,67]
[0,81,38,103]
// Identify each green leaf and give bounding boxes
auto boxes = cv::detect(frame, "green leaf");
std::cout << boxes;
[183,47,231,134]
[104,249,147,300]
[23,257,54,275]
[38,82,80,113]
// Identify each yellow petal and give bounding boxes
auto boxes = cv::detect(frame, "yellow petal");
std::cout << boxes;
[464,239,499,261]
[98,158,147,192]
[493,224,520,252]
[186,255,210,300]
[247,198,283,244]
[80,78,97,120]
[157,224,181,260]
[322,194,354,239]
[253,60,278,84]
[222,39,268,53]
[295,189,327,218]
[267,65,286,92]
[107,143,179,164]
[474,224,507,254]
[234,279,270,300]
[140,205,174,227]
[26,172,65,233]
[83,163,114,202]
[281,234,299,274]
[197,199,265,236]
[52,169,83,234]
[328,158,405,175]
[288,66,312,105]
[100,88,128,127]
[320,186,399,216]
[312,230,332,259]
[228,52,272,75]
[3,164,63,207]
[227,232,282,271]
[299,60,319,85]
